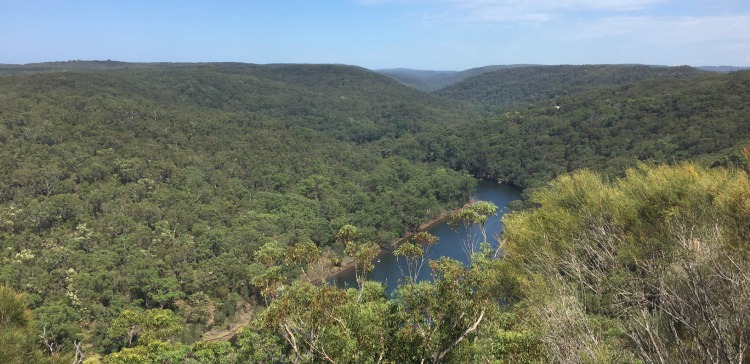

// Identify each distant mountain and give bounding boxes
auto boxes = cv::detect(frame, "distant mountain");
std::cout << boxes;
[0,60,167,75]
[374,69,458,92]
[433,64,707,112]
[698,66,750,73]
[377,64,534,92]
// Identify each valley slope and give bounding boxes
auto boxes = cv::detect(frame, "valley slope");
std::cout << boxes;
[2,61,750,362]
[0,63,478,355]
[383,67,750,188]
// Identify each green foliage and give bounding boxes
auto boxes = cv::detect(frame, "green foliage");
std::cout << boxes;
[254,240,541,363]
[260,281,392,363]
[390,69,750,189]
[284,241,322,281]
[393,232,438,284]
[343,238,381,293]
[449,201,498,258]
[0,285,36,363]
[0,63,476,354]
[0,286,31,331]
[234,325,284,363]
[103,340,238,364]
[0,286,70,364]
[3,61,748,361]
[503,163,750,363]
[108,309,183,349]
[337,224,381,292]
[435,64,705,112]
[34,300,82,354]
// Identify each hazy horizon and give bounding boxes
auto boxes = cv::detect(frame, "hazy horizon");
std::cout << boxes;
[3,60,749,74]
[2,0,750,69]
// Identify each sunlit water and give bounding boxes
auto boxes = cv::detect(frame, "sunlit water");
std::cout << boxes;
[330,181,521,294]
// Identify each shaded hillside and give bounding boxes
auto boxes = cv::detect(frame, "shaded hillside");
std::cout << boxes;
[385,70,750,188]
[434,64,707,112]
[377,65,533,92]
[0,64,477,355]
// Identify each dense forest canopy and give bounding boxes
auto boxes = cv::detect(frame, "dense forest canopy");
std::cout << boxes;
[381,69,750,188]
[433,64,706,112]
[1,61,749,363]
[377,64,747,94]
[0,63,477,359]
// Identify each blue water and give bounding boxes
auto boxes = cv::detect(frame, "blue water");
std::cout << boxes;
[330,181,521,293]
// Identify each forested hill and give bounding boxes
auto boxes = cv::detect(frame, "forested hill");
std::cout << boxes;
[433,64,707,112]
[376,65,532,92]
[374,69,459,92]
[2,62,476,143]
[3,61,750,361]
[699,65,750,73]
[0,60,162,75]
[0,63,478,356]
[396,70,750,188]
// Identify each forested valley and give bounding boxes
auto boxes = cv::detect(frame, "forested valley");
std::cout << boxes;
[1,62,749,363]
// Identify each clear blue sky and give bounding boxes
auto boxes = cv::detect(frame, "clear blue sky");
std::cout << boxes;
[2,0,749,70]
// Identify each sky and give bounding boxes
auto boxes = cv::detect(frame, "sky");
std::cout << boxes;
[1,0,749,70]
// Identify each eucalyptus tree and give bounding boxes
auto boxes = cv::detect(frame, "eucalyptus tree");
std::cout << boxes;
[337,225,380,300]
[448,201,497,259]
[393,231,439,284]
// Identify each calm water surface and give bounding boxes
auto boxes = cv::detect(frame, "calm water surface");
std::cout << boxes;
[331,181,521,293]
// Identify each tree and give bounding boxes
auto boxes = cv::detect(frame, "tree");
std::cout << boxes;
[260,281,390,364]
[250,241,287,305]
[107,308,183,349]
[0,286,67,364]
[448,201,497,259]
[284,240,321,282]
[393,231,438,284]
[103,340,239,364]
[235,325,284,363]
[338,225,380,301]
[390,257,494,363]
[34,300,82,356]
[0,285,36,363]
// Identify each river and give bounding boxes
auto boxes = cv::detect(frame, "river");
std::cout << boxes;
[330,180,521,293]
